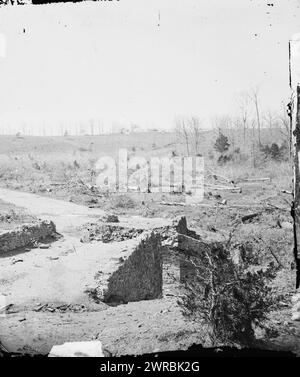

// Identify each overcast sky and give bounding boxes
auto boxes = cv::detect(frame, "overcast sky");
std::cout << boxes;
[0,0,299,134]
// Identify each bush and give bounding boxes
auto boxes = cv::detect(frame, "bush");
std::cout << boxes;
[217,153,233,165]
[179,242,277,346]
[214,131,230,153]
[260,142,288,161]
[270,143,280,159]
[109,194,136,209]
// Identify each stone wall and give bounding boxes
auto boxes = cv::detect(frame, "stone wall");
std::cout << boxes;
[102,232,163,304]
[161,216,229,290]
[0,220,57,253]
[90,216,227,304]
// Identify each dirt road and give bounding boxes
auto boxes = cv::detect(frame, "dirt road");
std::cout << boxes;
[0,188,106,234]
[0,188,171,233]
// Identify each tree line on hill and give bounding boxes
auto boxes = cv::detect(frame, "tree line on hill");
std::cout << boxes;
[174,87,292,166]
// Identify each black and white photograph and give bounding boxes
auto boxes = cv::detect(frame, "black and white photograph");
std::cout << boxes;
[0,0,300,365]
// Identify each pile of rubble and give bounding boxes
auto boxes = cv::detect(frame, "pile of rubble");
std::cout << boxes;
[80,223,144,243]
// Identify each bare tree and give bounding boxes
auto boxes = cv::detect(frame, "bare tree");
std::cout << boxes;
[250,119,257,168]
[236,91,251,147]
[175,116,191,156]
[89,118,95,136]
[263,110,277,135]
[189,116,204,155]
[250,87,262,146]
[97,120,103,135]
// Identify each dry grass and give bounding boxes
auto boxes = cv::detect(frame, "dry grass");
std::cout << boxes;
[0,199,37,230]
[0,131,293,211]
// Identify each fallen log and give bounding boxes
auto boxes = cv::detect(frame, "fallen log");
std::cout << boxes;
[266,203,290,212]
[206,170,234,184]
[267,246,283,268]
[241,212,261,223]
[281,190,293,195]
[160,201,186,206]
[238,178,271,182]
[205,184,242,192]
[193,203,289,211]
[0,341,9,355]
[160,200,289,212]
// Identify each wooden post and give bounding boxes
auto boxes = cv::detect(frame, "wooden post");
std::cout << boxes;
[290,34,300,288]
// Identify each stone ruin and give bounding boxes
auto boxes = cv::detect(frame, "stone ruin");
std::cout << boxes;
[85,216,228,305]
[0,220,57,253]
[0,212,229,307]
[99,232,163,304]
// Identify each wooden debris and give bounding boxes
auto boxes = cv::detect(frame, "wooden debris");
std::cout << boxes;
[0,341,9,354]
[34,304,46,312]
[281,190,293,195]
[0,303,13,314]
[11,259,23,265]
[267,246,283,267]
[206,170,234,184]
[241,213,261,223]
[238,177,270,182]
[160,201,186,206]
[205,184,242,192]
[194,202,279,210]
[267,203,290,212]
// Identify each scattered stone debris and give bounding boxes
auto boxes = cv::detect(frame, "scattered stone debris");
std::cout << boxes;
[100,214,119,223]
[34,303,87,313]
[80,223,144,243]
[39,244,50,249]
[48,341,104,357]
[47,256,59,261]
